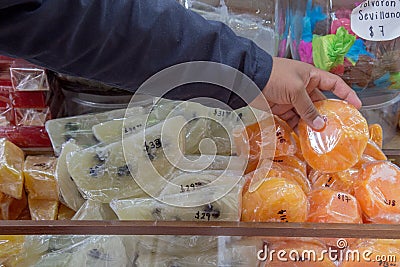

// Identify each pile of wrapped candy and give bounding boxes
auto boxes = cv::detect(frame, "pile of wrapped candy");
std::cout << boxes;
[0,56,52,148]
[290,0,400,90]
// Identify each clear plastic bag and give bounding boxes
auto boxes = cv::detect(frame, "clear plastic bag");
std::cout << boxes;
[241,176,309,222]
[354,160,400,223]
[14,107,50,127]
[307,188,363,223]
[109,183,242,222]
[55,140,85,211]
[10,67,49,91]
[298,99,369,173]
[45,107,143,155]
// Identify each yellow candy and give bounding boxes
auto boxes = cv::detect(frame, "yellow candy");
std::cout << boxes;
[24,155,58,200]
[0,139,24,199]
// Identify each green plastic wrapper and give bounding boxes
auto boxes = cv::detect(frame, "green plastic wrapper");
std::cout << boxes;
[312,27,356,71]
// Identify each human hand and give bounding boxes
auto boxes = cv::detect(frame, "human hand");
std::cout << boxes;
[250,57,362,129]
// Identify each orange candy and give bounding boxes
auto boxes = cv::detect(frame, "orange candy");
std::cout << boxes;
[368,124,383,148]
[354,161,400,223]
[298,100,369,173]
[363,140,387,161]
[241,177,308,222]
[234,116,297,174]
[307,189,362,224]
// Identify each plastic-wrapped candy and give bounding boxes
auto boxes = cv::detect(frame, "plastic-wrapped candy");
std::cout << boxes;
[307,188,362,223]
[72,200,117,220]
[110,183,242,222]
[28,198,59,220]
[54,140,85,211]
[10,67,49,91]
[298,100,369,173]
[67,116,187,203]
[66,139,146,203]
[355,161,400,224]
[45,107,143,155]
[241,177,308,223]
[92,114,146,144]
[33,236,130,267]
[23,155,58,200]
[0,138,24,199]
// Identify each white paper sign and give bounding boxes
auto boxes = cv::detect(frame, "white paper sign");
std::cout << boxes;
[351,0,400,41]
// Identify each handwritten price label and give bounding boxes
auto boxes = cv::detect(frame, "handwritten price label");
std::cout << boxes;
[351,0,400,41]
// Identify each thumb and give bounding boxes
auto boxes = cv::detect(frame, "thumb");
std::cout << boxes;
[292,89,325,130]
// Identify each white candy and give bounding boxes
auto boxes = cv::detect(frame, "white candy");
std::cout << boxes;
[67,140,145,203]
[45,107,143,155]
[55,140,85,211]
[122,116,187,197]
[92,114,147,144]
[109,182,242,221]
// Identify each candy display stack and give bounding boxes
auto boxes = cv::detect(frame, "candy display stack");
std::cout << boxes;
[0,56,52,149]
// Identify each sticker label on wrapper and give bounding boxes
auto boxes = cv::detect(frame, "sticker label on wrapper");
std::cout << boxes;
[351,0,400,41]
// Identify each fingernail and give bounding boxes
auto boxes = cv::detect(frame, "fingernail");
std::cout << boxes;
[312,116,325,130]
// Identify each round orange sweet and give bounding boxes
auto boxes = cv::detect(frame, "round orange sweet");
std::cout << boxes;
[354,161,400,223]
[363,139,387,161]
[298,100,369,173]
[241,177,308,222]
[307,188,362,224]
[368,124,383,148]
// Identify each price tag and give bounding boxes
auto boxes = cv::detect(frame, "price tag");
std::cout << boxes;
[351,0,400,41]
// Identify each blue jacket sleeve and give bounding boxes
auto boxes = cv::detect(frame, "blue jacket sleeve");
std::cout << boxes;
[0,0,273,109]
